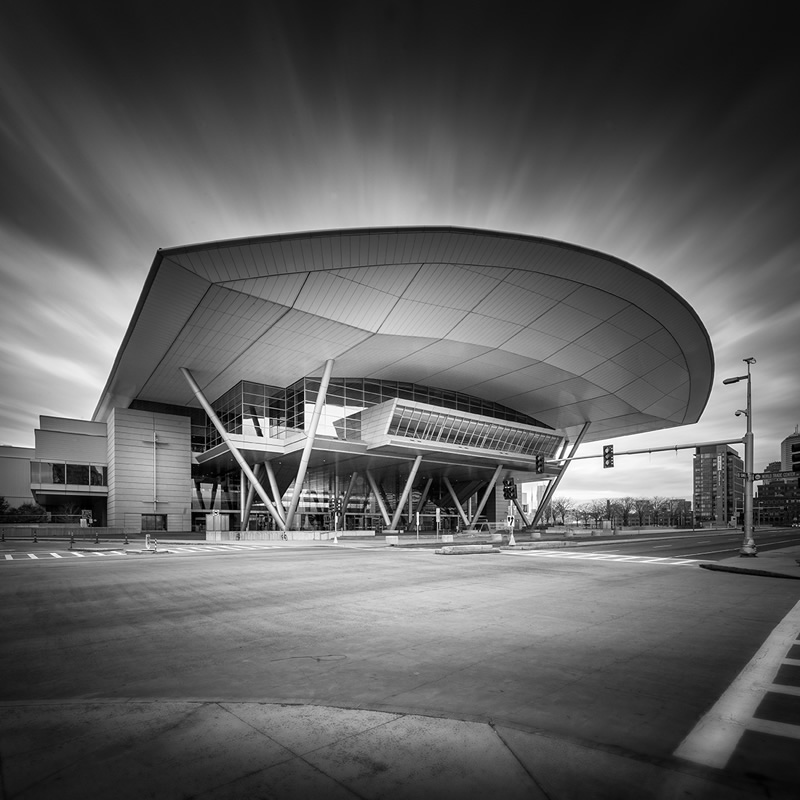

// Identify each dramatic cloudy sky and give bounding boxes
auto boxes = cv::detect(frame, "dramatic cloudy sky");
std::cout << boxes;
[1,1,797,502]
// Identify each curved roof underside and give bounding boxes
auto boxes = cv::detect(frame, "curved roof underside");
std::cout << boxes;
[94,226,714,445]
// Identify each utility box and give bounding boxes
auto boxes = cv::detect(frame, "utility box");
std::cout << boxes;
[206,511,229,532]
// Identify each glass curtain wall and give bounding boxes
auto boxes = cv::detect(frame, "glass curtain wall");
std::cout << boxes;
[203,378,555,531]
[207,378,551,449]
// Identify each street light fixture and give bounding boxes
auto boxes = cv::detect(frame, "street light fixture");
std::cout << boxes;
[723,357,757,557]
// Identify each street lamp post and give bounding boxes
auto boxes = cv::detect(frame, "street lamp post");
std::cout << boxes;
[723,357,756,557]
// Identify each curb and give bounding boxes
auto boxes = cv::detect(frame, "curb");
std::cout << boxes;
[699,563,800,580]
[435,545,500,555]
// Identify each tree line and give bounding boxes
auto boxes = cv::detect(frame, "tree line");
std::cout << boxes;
[537,496,693,527]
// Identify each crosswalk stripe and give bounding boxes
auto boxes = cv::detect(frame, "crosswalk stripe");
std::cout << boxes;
[50,553,63,558]
[503,550,698,566]
[27,553,38,559]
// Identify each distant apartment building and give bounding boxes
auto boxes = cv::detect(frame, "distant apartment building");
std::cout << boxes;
[693,444,744,525]
[781,426,800,474]
[755,428,800,526]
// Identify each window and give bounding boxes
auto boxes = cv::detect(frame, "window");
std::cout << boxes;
[141,514,167,531]
[66,464,90,485]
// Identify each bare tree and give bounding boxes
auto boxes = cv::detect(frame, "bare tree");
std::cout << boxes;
[651,496,669,526]
[618,497,637,526]
[575,502,593,528]
[537,500,554,526]
[587,499,607,527]
[633,497,653,526]
[551,496,574,525]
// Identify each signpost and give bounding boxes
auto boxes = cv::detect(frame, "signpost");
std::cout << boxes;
[752,470,798,481]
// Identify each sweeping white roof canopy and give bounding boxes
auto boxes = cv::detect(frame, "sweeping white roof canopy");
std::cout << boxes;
[94,226,713,444]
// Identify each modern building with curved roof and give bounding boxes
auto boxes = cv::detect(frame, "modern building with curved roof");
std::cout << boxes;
[23,227,714,536]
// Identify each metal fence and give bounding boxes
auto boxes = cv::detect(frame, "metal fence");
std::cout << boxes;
[0,526,125,541]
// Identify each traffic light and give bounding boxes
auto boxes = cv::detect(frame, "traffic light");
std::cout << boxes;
[603,444,614,468]
[535,455,545,474]
[502,478,516,499]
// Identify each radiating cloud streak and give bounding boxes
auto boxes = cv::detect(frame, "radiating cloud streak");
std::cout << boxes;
[0,1,797,501]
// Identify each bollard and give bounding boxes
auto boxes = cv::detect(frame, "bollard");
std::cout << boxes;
[70,533,74,550]
[124,533,129,545]
[95,532,99,544]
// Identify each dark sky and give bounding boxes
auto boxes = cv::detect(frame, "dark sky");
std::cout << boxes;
[1,0,797,498]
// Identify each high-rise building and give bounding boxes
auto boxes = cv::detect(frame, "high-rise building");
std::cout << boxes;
[693,445,744,526]
[781,426,800,474]
[755,428,800,526]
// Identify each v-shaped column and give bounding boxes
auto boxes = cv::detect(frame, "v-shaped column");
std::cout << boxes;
[284,359,335,531]
[181,367,286,531]
[389,456,423,531]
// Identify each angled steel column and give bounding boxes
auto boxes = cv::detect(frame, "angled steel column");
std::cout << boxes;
[342,471,358,512]
[194,480,205,510]
[180,367,286,530]
[284,359,335,531]
[242,463,264,530]
[390,456,423,531]
[263,460,285,523]
[511,496,530,527]
[365,470,392,527]
[469,464,504,528]
[415,477,433,515]
[532,422,591,527]
[443,476,471,529]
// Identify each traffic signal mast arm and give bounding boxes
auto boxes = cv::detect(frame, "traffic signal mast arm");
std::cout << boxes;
[545,437,745,465]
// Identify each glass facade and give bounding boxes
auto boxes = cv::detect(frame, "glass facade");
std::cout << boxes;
[387,404,560,456]
[192,471,241,512]
[207,378,551,451]
[31,461,107,486]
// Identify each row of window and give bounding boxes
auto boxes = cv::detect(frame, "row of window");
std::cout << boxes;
[30,461,108,486]
[387,405,559,456]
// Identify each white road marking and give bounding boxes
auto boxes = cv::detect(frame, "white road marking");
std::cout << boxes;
[27,553,38,559]
[674,597,800,768]
[503,550,698,565]
[50,553,63,558]
[4,554,12,560]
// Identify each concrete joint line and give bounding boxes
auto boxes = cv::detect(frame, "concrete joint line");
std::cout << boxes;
[488,721,553,799]
[211,702,370,799]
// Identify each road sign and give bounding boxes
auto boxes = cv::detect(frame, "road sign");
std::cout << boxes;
[752,470,799,481]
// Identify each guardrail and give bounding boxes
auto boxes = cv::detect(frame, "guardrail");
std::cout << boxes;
[0,526,125,540]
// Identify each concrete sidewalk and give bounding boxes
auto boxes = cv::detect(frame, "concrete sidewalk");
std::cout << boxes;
[700,545,800,580]
[0,700,778,800]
